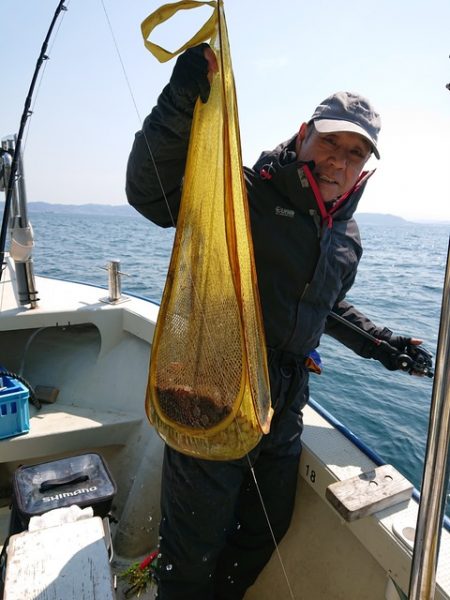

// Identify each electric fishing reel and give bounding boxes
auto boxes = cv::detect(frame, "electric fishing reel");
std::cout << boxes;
[393,343,434,378]
[328,311,435,379]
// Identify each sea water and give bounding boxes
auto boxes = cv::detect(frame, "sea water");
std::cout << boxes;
[30,212,449,512]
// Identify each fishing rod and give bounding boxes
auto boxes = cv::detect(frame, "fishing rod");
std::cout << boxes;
[0,0,68,283]
[329,310,434,378]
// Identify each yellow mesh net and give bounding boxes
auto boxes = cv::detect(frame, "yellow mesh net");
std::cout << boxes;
[142,0,272,460]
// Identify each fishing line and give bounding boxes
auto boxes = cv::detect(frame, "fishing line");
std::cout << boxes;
[233,419,297,600]
[249,461,296,600]
[100,0,143,125]
[101,3,295,594]
[99,0,176,227]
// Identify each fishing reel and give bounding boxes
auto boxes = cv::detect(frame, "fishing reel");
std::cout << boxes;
[395,344,434,378]
[329,311,435,379]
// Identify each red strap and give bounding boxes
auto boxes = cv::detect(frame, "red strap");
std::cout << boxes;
[300,165,376,226]
[329,170,375,216]
[300,164,333,229]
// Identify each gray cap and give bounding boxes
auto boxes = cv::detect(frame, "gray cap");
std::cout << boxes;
[310,91,381,159]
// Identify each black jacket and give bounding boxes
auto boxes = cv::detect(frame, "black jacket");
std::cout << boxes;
[126,83,392,364]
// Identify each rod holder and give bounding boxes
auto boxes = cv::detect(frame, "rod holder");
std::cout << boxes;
[99,259,130,305]
[1,135,39,308]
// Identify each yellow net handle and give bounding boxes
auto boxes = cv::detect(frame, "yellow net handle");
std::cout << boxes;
[141,0,218,63]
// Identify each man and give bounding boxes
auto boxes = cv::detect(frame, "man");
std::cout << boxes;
[126,44,423,600]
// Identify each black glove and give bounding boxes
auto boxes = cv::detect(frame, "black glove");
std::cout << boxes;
[372,335,434,377]
[169,43,211,104]
[372,335,412,371]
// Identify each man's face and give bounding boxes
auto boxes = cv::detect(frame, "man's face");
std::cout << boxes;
[295,123,372,203]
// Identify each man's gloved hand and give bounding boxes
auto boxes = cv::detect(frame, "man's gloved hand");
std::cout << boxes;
[373,336,412,371]
[169,43,216,103]
[372,335,432,376]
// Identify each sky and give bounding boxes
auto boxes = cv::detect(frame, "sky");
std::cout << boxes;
[1,0,450,222]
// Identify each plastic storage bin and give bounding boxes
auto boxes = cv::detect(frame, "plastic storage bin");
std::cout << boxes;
[0,373,30,440]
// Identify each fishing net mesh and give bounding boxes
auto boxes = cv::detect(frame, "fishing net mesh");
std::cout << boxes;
[143,0,272,459]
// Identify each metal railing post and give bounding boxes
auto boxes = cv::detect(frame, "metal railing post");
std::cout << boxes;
[408,237,450,599]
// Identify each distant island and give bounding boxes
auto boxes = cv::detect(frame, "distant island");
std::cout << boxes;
[25,201,135,217]
[354,213,409,226]
[0,201,444,225]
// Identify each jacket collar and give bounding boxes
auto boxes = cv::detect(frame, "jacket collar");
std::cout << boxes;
[253,135,375,224]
